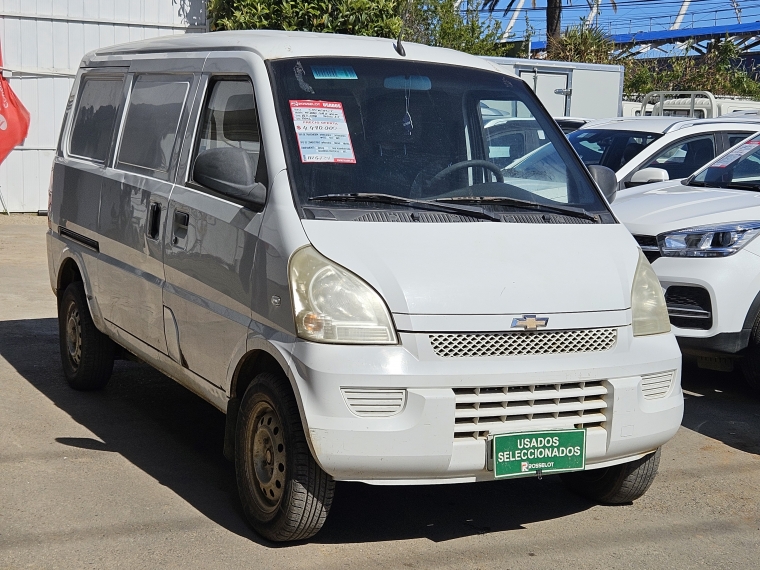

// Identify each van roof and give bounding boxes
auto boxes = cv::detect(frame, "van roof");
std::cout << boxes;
[83,29,500,73]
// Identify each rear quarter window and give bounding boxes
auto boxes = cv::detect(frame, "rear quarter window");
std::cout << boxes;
[69,76,124,162]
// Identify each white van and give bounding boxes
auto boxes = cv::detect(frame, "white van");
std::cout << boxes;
[47,30,683,541]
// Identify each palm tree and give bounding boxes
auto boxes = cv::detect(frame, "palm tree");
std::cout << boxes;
[484,0,616,44]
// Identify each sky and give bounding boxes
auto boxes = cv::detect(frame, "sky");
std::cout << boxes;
[484,0,759,44]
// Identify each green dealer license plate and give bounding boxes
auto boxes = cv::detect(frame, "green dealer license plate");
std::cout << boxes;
[493,429,586,479]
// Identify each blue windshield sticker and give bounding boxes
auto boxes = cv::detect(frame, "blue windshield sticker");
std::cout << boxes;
[311,66,358,80]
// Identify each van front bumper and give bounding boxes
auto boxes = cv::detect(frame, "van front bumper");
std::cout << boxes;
[281,328,683,483]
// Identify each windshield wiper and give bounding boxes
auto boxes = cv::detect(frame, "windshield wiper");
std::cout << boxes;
[309,193,502,222]
[687,180,760,191]
[435,196,599,223]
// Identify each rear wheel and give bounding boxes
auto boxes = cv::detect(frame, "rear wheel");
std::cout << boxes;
[235,372,334,541]
[560,448,661,504]
[58,281,115,391]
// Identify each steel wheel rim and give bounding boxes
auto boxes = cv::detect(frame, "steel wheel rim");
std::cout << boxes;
[65,302,82,369]
[249,401,286,514]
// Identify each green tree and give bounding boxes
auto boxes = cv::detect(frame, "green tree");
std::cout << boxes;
[405,0,508,56]
[207,0,402,38]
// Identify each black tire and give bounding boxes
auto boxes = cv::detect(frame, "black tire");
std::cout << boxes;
[235,372,335,542]
[58,281,115,391]
[740,312,760,394]
[560,448,661,504]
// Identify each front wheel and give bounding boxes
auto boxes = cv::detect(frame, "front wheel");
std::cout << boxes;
[560,448,661,504]
[235,372,334,541]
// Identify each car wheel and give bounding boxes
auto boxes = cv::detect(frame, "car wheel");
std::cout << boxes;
[560,448,661,504]
[58,281,115,391]
[740,313,760,394]
[235,372,335,542]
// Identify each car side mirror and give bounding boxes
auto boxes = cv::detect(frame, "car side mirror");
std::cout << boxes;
[629,167,669,187]
[193,147,266,211]
[588,165,618,204]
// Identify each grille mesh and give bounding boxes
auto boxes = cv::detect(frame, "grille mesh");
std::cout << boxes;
[430,328,617,358]
[453,380,608,439]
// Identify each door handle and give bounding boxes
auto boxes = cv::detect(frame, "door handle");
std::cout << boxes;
[172,211,189,246]
[147,202,161,240]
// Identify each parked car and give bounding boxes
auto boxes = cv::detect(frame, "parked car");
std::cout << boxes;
[613,132,760,392]
[568,116,760,192]
[47,30,683,541]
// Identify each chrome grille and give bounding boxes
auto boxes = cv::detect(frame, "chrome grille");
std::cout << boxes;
[641,371,675,400]
[430,328,617,358]
[454,380,608,439]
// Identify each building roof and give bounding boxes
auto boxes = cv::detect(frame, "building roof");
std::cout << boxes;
[530,21,760,51]
[84,29,499,73]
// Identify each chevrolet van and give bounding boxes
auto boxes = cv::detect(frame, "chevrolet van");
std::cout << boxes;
[47,30,683,541]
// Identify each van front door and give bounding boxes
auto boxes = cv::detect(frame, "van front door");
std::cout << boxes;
[162,69,265,391]
[97,71,198,353]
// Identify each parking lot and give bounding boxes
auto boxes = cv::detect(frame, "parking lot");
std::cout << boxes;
[1,215,759,570]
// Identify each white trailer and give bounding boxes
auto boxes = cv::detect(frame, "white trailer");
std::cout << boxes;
[0,0,207,213]
[482,57,624,119]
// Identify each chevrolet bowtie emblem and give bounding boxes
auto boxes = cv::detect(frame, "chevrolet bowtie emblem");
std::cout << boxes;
[511,315,549,331]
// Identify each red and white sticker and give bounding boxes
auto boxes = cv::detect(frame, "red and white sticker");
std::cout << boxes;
[710,141,760,168]
[289,100,356,164]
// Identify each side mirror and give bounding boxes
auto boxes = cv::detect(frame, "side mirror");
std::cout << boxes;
[193,147,266,210]
[629,167,669,187]
[588,164,618,204]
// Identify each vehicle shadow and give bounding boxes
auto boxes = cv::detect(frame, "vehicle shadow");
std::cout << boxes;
[680,359,760,456]
[1,317,594,545]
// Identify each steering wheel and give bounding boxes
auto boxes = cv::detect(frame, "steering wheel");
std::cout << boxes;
[429,160,504,186]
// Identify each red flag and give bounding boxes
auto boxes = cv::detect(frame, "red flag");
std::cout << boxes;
[0,44,30,165]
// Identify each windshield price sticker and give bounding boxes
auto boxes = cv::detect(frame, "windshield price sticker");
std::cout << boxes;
[290,100,356,164]
[710,141,760,169]
[493,429,586,479]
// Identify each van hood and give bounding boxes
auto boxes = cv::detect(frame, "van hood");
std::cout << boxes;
[301,220,638,315]
[613,182,760,236]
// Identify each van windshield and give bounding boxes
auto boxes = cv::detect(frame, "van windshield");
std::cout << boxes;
[268,58,613,221]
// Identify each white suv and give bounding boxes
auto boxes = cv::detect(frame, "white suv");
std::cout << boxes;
[569,117,760,193]
[613,132,760,391]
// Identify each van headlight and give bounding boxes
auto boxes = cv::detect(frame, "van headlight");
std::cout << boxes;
[289,246,398,344]
[632,250,670,336]
[657,222,760,257]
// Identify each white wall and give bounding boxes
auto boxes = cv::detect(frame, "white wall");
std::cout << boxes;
[0,0,207,212]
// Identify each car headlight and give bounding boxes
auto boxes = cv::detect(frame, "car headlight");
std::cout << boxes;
[289,246,398,344]
[657,222,760,257]
[632,250,670,337]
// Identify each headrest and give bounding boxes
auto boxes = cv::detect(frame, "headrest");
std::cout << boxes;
[222,94,259,142]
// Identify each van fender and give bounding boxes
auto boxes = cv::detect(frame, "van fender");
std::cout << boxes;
[223,332,323,469]
[54,241,106,333]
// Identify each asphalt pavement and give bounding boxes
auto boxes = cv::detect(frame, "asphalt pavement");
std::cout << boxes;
[1,215,759,569]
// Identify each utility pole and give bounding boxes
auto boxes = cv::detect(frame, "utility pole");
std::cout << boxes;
[671,0,691,30]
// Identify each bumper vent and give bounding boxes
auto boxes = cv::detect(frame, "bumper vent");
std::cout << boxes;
[665,286,712,330]
[430,328,617,358]
[453,380,608,439]
[641,371,675,400]
[633,235,661,263]
[341,388,406,417]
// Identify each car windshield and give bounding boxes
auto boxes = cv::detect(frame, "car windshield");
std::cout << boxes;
[269,58,612,220]
[691,135,760,190]
[568,129,661,172]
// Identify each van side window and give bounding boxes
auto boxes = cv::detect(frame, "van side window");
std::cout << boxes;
[69,76,124,162]
[117,75,190,173]
[195,79,261,178]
